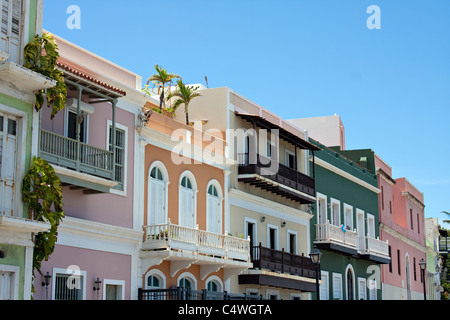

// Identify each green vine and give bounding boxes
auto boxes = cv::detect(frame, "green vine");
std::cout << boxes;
[23,32,67,119]
[22,157,65,278]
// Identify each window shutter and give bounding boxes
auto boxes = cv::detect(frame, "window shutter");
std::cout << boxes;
[358,280,366,300]
[0,272,13,300]
[333,275,342,300]
[0,0,21,62]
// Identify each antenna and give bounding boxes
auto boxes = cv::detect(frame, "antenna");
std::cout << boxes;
[205,76,209,88]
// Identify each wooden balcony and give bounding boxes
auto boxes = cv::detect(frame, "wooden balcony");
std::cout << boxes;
[237,153,316,204]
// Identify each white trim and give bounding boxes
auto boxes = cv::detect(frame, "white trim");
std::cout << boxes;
[206,179,223,234]
[178,170,198,228]
[102,279,125,300]
[205,275,223,292]
[320,270,330,300]
[356,209,365,236]
[145,269,166,290]
[244,217,258,247]
[344,264,356,301]
[0,104,27,219]
[358,277,367,300]
[367,213,375,238]
[266,223,279,250]
[106,119,128,196]
[287,229,298,254]
[147,161,169,226]
[0,264,20,300]
[343,203,354,231]
[313,157,381,194]
[332,272,343,300]
[177,272,197,290]
[52,267,87,300]
[330,198,341,226]
[265,288,280,300]
[316,192,328,224]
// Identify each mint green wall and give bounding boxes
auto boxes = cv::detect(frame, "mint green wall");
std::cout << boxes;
[0,93,34,189]
[0,244,26,300]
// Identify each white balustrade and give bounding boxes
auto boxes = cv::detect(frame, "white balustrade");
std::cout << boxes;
[143,220,250,261]
[315,221,357,248]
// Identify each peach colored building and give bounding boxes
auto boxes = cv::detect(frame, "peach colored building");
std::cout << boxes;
[138,106,252,299]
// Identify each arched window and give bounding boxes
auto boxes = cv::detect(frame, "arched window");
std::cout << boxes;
[148,162,168,226]
[206,276,223,293]
[179,172,196,228]
[177,272,197,290]
[206,180,222,234]
[145,270,166,300]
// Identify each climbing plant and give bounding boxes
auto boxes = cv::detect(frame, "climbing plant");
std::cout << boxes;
[22,157,65,278]
[23,32,67,119]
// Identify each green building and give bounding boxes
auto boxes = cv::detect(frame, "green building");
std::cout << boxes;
[0,0,54,300]
[310,140,390,300]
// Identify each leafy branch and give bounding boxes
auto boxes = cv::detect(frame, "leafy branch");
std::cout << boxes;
[22,157,65,277]
[23,32,67,119]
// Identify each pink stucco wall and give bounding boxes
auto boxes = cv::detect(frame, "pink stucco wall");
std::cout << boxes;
[34,245,132,300]
[40,97,135,229]
[377,155,427,296]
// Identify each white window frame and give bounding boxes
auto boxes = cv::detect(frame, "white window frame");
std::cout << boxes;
[345,264,356,301]
[284,149,295,169]
[244,217,257,247]
[178,171,197,228]
[343,203,354,231]
[367,213,375,238]
[102,279,125,300]
[147,161,169,226]
[205,275,223,292]
[287,229,298,254]
[145,269,166,290]
[316,192,328,224]
[206,179,223,234]
[320,270,329,300]
[52,267,87,301]
[356,209,365,236]
[357,277,367,300]
[0,105,26,218]
[177,272,197,290]
[332,272,343,300]
[106,120,128,196]
[266,288,280,300]
[267,223,279,250]
[330,198,341,226]
[0,264,19,300]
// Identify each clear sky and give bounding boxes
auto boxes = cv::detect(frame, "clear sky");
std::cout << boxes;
[43,0,450,225]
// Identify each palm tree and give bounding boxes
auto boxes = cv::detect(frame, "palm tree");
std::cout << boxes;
[442,211,450,224]
[146,65,181,110]
[166,80,202,125]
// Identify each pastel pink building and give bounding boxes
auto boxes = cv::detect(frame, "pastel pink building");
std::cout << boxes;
[377,155,427,300]
[33,34,145,300]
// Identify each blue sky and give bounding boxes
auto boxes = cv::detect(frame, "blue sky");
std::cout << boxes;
[43,0,450,225]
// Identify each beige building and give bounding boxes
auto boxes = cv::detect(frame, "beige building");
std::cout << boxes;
[174,86,322,300]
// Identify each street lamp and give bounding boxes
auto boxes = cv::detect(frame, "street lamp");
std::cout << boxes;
[93,277,102,300]
[41,272,52,300]
[419,259,427,300]
[310,248,323,300]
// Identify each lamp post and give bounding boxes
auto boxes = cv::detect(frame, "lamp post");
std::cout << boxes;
[41,272,51,300]
[309,248,323,300]
[93,277,102,300]
[419,259,427,300]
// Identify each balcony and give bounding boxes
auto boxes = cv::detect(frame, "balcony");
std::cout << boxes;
[141,220,252,280]
[315,221,390,264]
[237,153,316,204]
[315,221,358,256]
[39,129,117,193]
[238,243,318,292]
[439,237,449,257]
[357,235,390,264]
[138,287,263,301]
